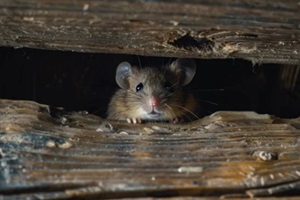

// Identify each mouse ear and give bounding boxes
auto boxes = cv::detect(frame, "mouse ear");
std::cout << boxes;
[115,62,133,89]
[169,58,196,86]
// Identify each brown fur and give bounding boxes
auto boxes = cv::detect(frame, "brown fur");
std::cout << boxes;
[107,66,198,122]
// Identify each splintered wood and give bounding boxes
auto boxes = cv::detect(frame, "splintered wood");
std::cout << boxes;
[0,99,300,199]
[0,0,299,64]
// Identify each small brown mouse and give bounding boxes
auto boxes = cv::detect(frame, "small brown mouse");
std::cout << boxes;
[107,58,198,124]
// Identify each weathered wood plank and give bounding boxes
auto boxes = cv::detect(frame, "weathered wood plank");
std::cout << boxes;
[1,99,300,199]
[0,0,299,64]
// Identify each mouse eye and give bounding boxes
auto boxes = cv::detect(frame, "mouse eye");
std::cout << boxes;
[164,82,174,92]
[136,82,144,92]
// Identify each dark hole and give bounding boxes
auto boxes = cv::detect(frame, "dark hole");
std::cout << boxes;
[168,33,214,51]
[0,47,299,119]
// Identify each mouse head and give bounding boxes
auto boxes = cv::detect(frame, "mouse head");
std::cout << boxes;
[114,58,196,121]
[115,58,196,90]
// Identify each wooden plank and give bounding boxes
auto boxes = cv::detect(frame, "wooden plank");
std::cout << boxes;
[0,0,299,64]
[1,99,300,199]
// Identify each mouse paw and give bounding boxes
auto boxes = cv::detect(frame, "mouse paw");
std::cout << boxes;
[127,118,142,124]
[172,117,183,124]
[172,118,179,124]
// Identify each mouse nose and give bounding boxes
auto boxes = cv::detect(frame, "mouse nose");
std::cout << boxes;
[149,97,158,107]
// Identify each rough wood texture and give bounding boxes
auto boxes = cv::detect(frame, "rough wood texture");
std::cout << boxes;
[0,0,299,64]
[1,99,300,199]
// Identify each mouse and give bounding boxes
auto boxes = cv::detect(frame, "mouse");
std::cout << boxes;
[107,58,198,124]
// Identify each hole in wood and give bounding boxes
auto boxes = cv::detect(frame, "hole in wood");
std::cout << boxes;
[0,47,299,121]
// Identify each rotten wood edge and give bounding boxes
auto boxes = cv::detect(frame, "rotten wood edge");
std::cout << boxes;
[0,99,300,199]
[0,0,299,64]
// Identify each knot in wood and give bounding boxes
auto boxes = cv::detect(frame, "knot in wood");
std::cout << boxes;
[253,150,278,161]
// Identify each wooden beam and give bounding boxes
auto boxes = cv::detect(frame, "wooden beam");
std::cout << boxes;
[1,99,300,199]
[0,0,299,64]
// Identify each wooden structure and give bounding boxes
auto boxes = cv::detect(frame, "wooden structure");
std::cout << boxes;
[0,0,299,64]
[1,99,300,199]
[0,0,300,199]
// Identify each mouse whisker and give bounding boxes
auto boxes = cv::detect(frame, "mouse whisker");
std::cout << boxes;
[129,93,143,101]
[164,103,173,112]
[163,65,167,78]
[170,82,179,88]
[198,99,219,106]
[164,103,172,111]
[164,104,176,119]
[165,103,193,122]
[181,113,193,122]
[136,55,143,69]
[165,90,179,98]
[169,104,200,119]
[164,93,174,98]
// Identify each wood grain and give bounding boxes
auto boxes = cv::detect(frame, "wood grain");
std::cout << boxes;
[0,0,299,64]
[1,99,300,199]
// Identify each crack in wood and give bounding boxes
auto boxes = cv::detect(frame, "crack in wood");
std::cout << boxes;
[246,180,300,197]
[1,99,300,199]
[167,31,239,57]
